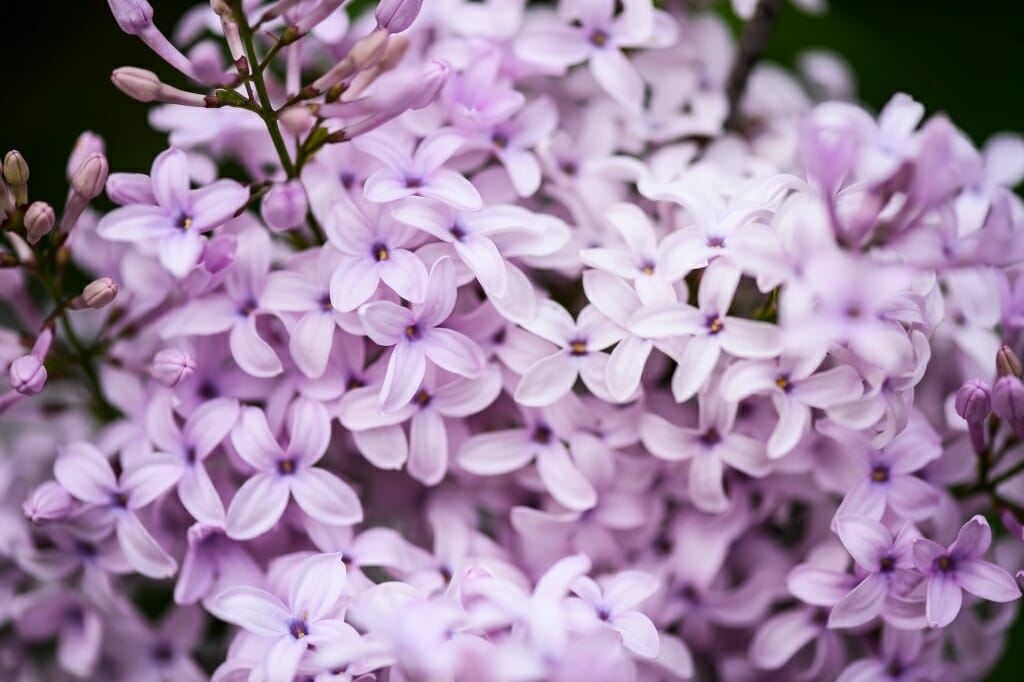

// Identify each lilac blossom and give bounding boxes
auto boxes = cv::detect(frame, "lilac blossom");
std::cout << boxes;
[96,147,247,277]
[358,257,486,413]
[912,515,1021,627]
[225,400,363,539]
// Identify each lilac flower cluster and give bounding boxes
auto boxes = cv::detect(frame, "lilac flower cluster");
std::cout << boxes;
[2,0,1023,680]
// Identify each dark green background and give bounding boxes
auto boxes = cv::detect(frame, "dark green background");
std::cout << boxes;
[2,1,1021,678]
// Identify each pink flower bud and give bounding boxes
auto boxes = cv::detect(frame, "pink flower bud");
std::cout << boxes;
[261,181,308,231]
[280,106,314,136]
[9,355,47,395]
[107,0,154,35]
[997,345,1023,378]
[992,375,1024,430]
[151,348,197,387]
[24,201,55,245]
[71,153,109,200]
[375,0,423,33]
[3,150,29,205]
[111,66,162,102]
[23,481,74,523]
[71,277,119,310]
[955,379,991,424]
[67,132,106,182]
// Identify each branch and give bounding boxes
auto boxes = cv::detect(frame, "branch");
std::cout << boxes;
[724,0,784,132]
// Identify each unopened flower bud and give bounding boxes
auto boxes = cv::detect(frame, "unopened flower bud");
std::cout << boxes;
[375,0,423,33]
[23,481,74,523]
[3,151,29,205]
[111,67,208,107]
[9,355,47,395]
[992,375,1024,438]
[24,202,55,244]
[151,348,196,387]
[107,0,154,35]
[67,132,106,184]
[261,181,308,231]
[70,277,119,310]
[955,379,991,424]
[71,153,109,200]
[997,345,1023,378]
[280,106,314,136]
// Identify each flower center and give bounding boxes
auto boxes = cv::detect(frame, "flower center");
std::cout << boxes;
[532,425,553,444]
[492,131,509,149]
[449,223,467,241]
[288,616,310,640]
[640,261,655,276]
[405,324,421,340]
[775,374,791,391]
[707,316,724,335]
[589,29,610,48]
[569,339,588,356]
[870,465,889,483]
[414,389,432,407]
[277,458,297,476]
[936,555,956,573]
[405,176,423,189]
[111,491,129,508]
[700,428,722,446]
[879,556,896,573]
[176,214,193,230]
[371,241,390,262]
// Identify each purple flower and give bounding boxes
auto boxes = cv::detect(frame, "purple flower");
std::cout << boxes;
[355,129,482,210]
[358,257,485,413]
[829,517,920,629]
[514,301,625,407]
[570,570,661,658]
[912,515,1021,627]
[323,195,429,312]
[97,147,247,277]
[630,261,783,402]
[54,442,178,578]
[143,391,239,526]
[225,400,363,540]
[209,552,348,682]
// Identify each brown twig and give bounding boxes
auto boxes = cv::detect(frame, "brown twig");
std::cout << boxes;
[724,0,784,131]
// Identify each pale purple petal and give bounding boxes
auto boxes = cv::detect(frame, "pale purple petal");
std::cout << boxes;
[262,272,322,312]
[421,328,485,378]
[926,575,963,627]
[767,395,809,458]
[225,472,291,540]
[606,335,652,402]
[55,443,117,504]
[210,586,290,637]
[229,316,283,378]
[885,475,941,521]
[537,444,597,511]
[605,571,660,612]
[290,312,336,378]
[612,610,660,658]
[359,301,413,346]
[289,553,348,622]
[689,453,728,513]
[835,479,887,522]
[956,559,1021,602]
[123,452,184,508]
[288,398,332,466]
[231,407,284,471]
[408,410,448,486]
[421,170,483,211]
[415,256,457,327]
[290,468,364,526]
[456,235,508,297]
[151,147,190,210]
[514,351,578,407]
[458,430,534,475]
[379,342,427,413]
[178,464,226,526]
[378,249,429,304]
[949,514,993,560]
[589,48,644,112]
[719,317,783,358]
[827,573,886,629]
[264,633,308,682]
[793,365,863,408]
[329,257,380,312]
[158,230,204,278]
[186,397,240,459]
[116,513,178,578]
[749,610,819,670]
[189,180,249,231]
[671,337,720,402]
[835,516,892,570]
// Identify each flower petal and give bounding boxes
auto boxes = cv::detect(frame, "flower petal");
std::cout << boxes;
[225,472,291,540]
[229,316,283,378]
[209,586,289,637]
[956,558,1021,602]
[536,444,598,511]
[422,328,485,378]
[379,343,427,413]
[515,351,578,407]
[827,573,886,629]
[926,575,963,627]
[612,610,660,658]
[290,468,364,526]
[116,513,178,578]
[55,443,117,504]
[458,430,534,475]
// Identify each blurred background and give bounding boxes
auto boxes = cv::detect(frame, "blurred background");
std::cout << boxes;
[1,0,1021,678]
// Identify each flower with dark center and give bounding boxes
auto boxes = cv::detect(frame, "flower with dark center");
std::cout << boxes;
[176,213,193,230]
[277,458,297,475]
[405,324,422,340]
[878,556,896,573]
[569,339,588,356]
[706,316,724,335]
[559,159,579,176]
[111,491,130,508]
[870,465,889,483]
[238,297,258,317]
[151,641,174,663]
[640,260,655,275]
[404,176,423,189]
[775,374,791,392]
[936,555,956,573]
[449,223,467,241]
[492,132,509,149]
[318,293,333,311]
[346,376,366,391]
[414,389,432,407]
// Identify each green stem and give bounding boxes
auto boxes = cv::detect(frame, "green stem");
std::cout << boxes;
[232,0,296,178]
